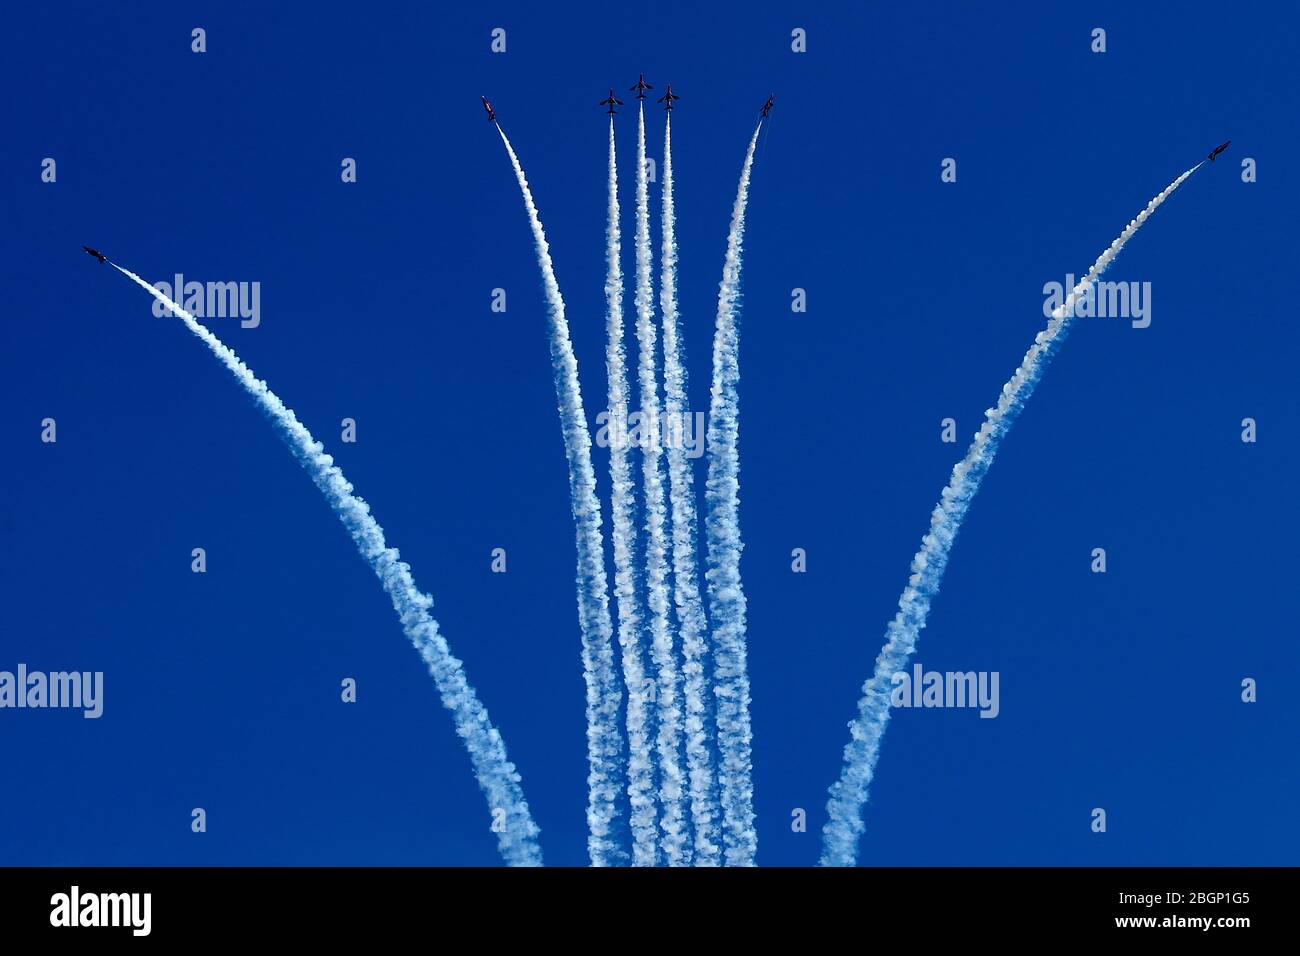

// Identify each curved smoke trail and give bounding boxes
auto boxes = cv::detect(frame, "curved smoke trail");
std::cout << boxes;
[659,112,721,865]
[820,163,1203,867]
[704,120,763,866]
[112,264,543,867]
[604,118,659,865]
[496,125,623,866]
[634,102,689,865]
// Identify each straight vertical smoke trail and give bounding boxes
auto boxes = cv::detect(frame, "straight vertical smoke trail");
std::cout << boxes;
[704,120,763,866]
[111,264,544,867]
[495,125,623,867]
[820,163,1203,867]
[604,118,658,865]
[659,113,722,866]
[635,102,689,866]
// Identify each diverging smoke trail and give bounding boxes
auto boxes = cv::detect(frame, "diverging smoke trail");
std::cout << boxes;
[112,264,543,867]
[635,102,689,866]
[495,125,623,867]
[820,163,1202,867]
[704,120,763,866]
[659,112,721,866]
[603,118,659,865]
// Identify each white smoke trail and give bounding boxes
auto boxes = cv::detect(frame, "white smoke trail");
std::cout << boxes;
[112,263,543,867]
[659,112,721,865]
[604,118,659,865]
[704,121,763,866]
[820,163,1202,867]
[495,125,623,867]
[635,102,689,866]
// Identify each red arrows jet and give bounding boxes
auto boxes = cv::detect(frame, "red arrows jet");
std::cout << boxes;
[657,84,680,111]
[1207,140,1231,162]
[82,245,107,263]
[599,88,625,115]
[629,74,652,99]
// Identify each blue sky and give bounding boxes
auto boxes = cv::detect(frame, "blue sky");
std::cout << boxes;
[2,1,1296,866]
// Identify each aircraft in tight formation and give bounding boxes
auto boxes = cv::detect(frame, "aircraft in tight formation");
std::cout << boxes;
[480,75,778,121]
